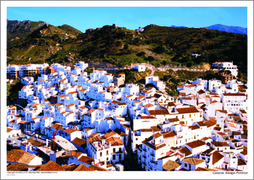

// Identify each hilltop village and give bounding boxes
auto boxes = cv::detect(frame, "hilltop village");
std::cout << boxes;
[6,61,248,172]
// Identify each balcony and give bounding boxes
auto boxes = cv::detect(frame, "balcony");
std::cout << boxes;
[150,153,155,157]
[142,148,147,152]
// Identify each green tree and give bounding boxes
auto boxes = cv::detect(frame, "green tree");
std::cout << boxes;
[153,45,165,54]
[85,67,93,74]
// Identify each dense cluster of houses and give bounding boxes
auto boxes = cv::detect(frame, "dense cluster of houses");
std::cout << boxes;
[6,61,248,172]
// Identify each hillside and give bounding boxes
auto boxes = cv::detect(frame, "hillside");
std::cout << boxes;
[7,20,247,75]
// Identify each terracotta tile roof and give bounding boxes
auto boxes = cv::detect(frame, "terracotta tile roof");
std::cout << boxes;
[71,137,86,148]
[78,156,94,164]
[162,131,177,138]
[186,140,206,149]
[167,117,179,123]
[238,158,247,166]
[195,167,217,171]
[73,163,91,171]
[217,132,227,137]
[152,132,162,139]
[182,97,192,100]
[151,126,161,132]
[68,91,77,94]
[58,94,67,98]
[106,137,124,146]
[62,163,78,171]
[189,125,200,130]
[166,102,175,107]
[87,136,102,143]
[137,95,146,99]
[134,101,141,104]
[197,90,206,94]
[126,95,133,98]
[7,163,30,171]
[89,165,109,171]
[227,122,237,128]
[178,147,192,156]
[7,149,38,165]
[65,128,79,134]
[111,100,126,106]
[211,141,229,147]
[88,109,96,113]
[51,124,64,131]
[183,157,205,165]
[176,106,199,114]
[79,89,87,92]
[83,128,93,131]
[241,150,247,155]
[79,106,88,110]
[140,128,153,132]
[70,151,83,158]
[66,104,75,107]
[213,126,221,131]
[90,132,100,137]
[7,127,13,133]
[239,109,247,114]
[162,160,180,171]
[149,109,170,115]
[42,116,50,120]
[223,93,246,96]
[18,120,29,124]
[196,121,206,127]
[179,92,186,96]
[143,103,154,108]
[37,161,65,171]
[201,137,210,141]
[103,131,118,139]
[212,151,224,165]
[140,116,156,119]
[204,119,217,127]
[27,138,45,147]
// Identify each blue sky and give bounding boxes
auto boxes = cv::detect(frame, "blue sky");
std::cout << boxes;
[7,6,247,32]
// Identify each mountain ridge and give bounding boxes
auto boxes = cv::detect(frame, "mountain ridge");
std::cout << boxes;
[6,20,247,77]
[204,24,247,35]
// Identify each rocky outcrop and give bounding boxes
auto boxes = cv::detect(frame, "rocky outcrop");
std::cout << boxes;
[7,19,46,34]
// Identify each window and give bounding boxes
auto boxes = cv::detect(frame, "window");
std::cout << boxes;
[113,154,116,160]
[106,150,108,155]
[113,148,116,153]
[100,152,102,157]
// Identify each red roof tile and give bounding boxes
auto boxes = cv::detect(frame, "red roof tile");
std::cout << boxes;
[37,161,65,171]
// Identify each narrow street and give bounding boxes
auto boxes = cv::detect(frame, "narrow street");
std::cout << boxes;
[123,136,144,171]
